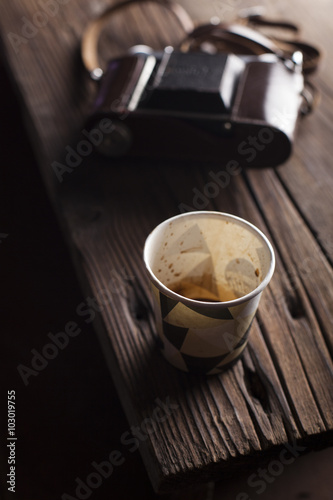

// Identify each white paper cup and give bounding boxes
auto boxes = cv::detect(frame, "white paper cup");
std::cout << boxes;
[143,211,275,374]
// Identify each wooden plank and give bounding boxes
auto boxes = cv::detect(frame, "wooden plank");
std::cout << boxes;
[59,156,332,490]
[240,169,333,431]
[1,0,332,493]
[276,107,333,263]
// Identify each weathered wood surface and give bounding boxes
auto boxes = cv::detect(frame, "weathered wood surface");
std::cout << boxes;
[1,0,333,493]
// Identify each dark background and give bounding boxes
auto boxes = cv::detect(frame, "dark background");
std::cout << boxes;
[1,55,332,500]
[0,59,157,500]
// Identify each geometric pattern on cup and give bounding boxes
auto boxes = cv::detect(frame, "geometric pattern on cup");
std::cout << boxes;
[160,334,189,373]
[166,328,251,375]
[207,341,249,375]
[163,301,231,328]
[158,289,257,374]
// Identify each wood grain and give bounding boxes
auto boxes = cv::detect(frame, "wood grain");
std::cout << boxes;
[1,0,332,493]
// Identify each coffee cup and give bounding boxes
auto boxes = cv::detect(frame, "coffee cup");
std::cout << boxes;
[143,211,275,374]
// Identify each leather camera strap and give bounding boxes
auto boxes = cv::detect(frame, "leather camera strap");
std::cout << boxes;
[81,0,194,79]
[183,15,320,74]
[81,0,321,78]
[243,12,320,73]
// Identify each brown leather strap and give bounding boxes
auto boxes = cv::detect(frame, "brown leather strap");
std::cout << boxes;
[182,19,320,74]
[242,13,300,33]
[81,1,321,79]
[180,23,285,57]
[81,0,194,79]
[242,13,321,73]
[270,39,321,73]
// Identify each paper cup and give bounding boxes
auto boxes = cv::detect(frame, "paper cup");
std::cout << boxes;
[143,211,275,375]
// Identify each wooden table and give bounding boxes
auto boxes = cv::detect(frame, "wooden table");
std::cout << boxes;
[1,0,332,495]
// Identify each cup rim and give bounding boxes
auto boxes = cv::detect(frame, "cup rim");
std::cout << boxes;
[143,211,275,308]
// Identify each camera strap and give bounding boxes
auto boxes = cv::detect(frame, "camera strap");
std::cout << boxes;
[241,11,321,74]
[181,13,321,113]
[81,0,194,80]
[81,0,321,111]
[182,15,320,75]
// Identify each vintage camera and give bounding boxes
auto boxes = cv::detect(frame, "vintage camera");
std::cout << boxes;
[86,46,306,166]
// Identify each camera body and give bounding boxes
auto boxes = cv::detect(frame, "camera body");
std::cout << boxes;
[86,47,304,166]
